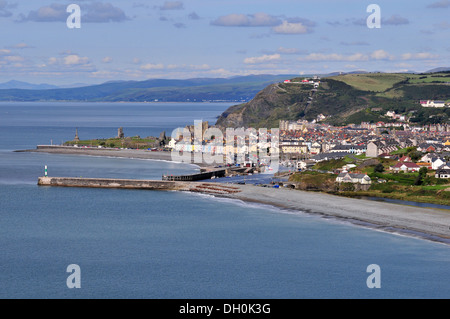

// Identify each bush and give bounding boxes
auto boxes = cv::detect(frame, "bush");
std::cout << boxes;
[374,163,384,173]
[437,191,450,199]
[339,182,355,192]
[409,189,437,196]
[436,178,450,185]
[370,183,395,193]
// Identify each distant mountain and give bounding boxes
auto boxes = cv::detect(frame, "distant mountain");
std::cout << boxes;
[0,80,59,90]
[57,83,92,89]
[0,74,298,102]
[345,70,370,74]
[426,67,450,73]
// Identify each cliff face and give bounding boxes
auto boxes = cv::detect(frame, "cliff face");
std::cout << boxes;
[215,83,290,129]
[215,79,367,129]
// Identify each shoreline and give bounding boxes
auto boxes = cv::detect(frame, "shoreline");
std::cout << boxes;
[216,184,450,244]
[21,145,450,207]
[23,145,450,244]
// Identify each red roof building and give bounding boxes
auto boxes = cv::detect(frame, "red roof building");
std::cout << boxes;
[391,162,420,172]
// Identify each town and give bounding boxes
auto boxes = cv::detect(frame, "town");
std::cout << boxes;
[165,116,450,205]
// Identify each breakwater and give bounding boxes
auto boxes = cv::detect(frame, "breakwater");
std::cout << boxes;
[38,176,186,190]
[37,177,243,195]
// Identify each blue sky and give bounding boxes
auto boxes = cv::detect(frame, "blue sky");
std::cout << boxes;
[0,0,449,85]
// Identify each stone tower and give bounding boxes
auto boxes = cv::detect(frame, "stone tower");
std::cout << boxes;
[117,127,124,139]
[74,128,80,142]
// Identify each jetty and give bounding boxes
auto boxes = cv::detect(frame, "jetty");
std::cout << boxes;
[162,168,226,181]
[37,176,242,195]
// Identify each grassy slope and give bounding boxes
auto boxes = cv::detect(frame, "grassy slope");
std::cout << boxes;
[330,73,408,92]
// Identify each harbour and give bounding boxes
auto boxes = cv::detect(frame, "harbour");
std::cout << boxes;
[2,101,450,299]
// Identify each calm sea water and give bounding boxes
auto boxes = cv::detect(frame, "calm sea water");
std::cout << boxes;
[0,102,450,299]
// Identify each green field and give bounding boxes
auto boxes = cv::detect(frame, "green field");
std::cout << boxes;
[64,137,157,149]
[332,72,450,93]
[407,73,450,84]
[330,73,408,92]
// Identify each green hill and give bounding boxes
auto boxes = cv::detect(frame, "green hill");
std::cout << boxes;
[215,72,450,128]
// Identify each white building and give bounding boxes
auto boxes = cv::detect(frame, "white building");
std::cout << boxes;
[431,158,446,170]
[420,100,446,108]
[336,172,372,185]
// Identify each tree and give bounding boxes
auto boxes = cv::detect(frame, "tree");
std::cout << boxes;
[374,163,385,173]
[409,151,422,162]
[414,167,428,186]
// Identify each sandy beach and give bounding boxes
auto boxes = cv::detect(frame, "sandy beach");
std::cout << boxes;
[219,184,450,243]
[22,145,450,243]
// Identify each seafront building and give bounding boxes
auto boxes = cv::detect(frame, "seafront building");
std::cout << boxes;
[166,117,450,176]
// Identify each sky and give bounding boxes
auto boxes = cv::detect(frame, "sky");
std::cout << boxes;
[0,0,449,85]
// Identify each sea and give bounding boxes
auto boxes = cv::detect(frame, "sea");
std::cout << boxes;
[0,101,449,299]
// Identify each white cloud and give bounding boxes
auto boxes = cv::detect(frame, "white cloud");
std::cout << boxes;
[189,64,210,70]
[299,52,369,62]
[244,53,281,64]
[340,41,370,46]
[0,49,11,55]
[90,70,117,78]
[401,52,439,60]
[47,54,92,69]
[277,47,301,54]
[370,50,394,60]
[297,50,398,62]
[159,1,184,10]
[102,56,113,63]
[4,55,24,62]
[64,54,90,66]
[18,2,130,23]
[272,21,309,34]
[83,2,130,23]
[11,43,31,49]
[140,63,165,70]
[211,13,280,27]
[17,4,67,22]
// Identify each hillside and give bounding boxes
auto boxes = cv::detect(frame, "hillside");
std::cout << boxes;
[215,72,450,128]
[0,75,297,103]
